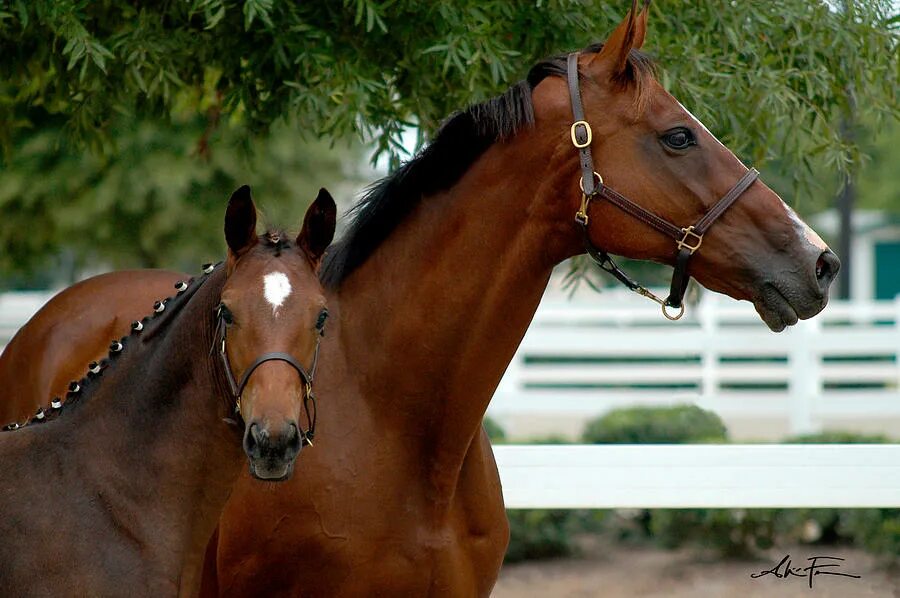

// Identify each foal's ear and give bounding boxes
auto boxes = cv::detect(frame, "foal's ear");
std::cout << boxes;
[225,185,258,257]
[592,0,650,77]
[297,188,337,266]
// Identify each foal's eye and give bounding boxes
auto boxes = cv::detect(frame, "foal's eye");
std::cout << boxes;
[218,303,235,325]
[315,309,329,333]
[661,128,696,151]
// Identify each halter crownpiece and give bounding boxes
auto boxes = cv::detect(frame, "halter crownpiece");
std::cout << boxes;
[566,52,759,320]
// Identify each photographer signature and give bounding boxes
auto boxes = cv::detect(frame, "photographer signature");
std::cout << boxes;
[751,554,861,589]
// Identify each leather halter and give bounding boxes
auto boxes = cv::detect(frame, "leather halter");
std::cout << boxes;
[566,52,760,319]
[214,306,322,446]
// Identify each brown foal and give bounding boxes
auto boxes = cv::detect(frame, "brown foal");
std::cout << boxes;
[0,187,334,596]
[0,2,838,595]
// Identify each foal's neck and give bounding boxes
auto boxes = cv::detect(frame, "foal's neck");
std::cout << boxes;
[54,271,242,591]
[338,129,575,498]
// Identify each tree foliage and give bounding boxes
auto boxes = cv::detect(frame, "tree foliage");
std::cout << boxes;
[0,113,366,288]
[1,0,896,173]
[1,1,898,287]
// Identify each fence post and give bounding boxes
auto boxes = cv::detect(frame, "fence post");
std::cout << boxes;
[895,296,900,390]
[788,317,822,435]
[699,294,719,401]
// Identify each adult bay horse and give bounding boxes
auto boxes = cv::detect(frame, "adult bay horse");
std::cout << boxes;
[0,2,838,595]
[0,186,335,596]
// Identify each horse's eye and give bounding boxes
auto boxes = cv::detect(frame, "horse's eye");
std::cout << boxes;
[218,303,234,325]
[661,128,695,151]
[315,309,329,333]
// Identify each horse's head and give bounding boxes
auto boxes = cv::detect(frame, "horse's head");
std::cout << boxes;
[535,0,838,331]
[219,185,336,481]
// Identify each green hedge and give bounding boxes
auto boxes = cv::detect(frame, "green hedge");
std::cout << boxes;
[582,405,728,444]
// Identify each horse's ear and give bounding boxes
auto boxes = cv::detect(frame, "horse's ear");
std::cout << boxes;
[225,185,258,257]
[297,188,336,267]
[592,0,650,77]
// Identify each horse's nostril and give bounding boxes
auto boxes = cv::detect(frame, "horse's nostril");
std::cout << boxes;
[286,423,301,454]
[243,423,265,458]
[815,251,840,289]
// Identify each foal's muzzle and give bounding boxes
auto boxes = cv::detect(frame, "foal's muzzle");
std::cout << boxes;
[243,420,302,481]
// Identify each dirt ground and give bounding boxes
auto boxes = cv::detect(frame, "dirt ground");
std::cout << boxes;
[493,542,899,598]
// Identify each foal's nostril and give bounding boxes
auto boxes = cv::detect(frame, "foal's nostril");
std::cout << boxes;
[815,250,840,291]
[285,423,301,455]
[243,423,266,459]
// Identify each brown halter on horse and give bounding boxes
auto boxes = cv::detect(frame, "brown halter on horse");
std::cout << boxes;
[214,297,325,446]
[567,51,760,319]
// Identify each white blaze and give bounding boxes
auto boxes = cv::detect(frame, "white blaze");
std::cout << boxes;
[785,204,829,251]
[263,271,292,315]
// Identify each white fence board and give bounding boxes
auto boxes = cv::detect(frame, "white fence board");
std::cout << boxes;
[497,445,900,508]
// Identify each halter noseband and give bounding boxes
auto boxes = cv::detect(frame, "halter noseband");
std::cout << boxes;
[566,52,759,319]
[214,306,321,446]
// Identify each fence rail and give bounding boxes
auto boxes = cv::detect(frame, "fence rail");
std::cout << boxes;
[490,292,900,438]
[496,444,900,508]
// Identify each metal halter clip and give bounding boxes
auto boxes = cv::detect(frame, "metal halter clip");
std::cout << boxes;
[677,226,703,254]
[570,120,593,148]
[575,193,590,226]
[635,286,686,321]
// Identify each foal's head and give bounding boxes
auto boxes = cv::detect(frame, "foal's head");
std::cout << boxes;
[220,186,336,481]
[534,0,838,330]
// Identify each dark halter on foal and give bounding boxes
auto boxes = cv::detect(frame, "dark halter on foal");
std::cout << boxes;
[214,298,322,447]
[566,53,759,320]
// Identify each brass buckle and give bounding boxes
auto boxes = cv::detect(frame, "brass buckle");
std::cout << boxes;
[575,193,590,225]
[677,226,703,254]
[570,120,592,148]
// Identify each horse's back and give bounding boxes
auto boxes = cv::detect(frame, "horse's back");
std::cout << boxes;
[0,269,185,423]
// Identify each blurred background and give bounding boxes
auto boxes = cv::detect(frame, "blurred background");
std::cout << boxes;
[1,1,897,595]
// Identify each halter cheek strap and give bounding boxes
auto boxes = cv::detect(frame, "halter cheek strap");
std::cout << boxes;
[566,52,759,318]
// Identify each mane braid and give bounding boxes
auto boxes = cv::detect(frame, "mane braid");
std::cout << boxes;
[320,44,655,288]
[0,269,214,432]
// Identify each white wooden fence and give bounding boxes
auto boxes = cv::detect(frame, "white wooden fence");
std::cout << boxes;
[2,289,899,508]
[496,444,900,508]
[490,292,900,438]
[0,291,55,350]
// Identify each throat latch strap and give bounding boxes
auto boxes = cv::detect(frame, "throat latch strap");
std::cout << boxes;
[566,52,760,317]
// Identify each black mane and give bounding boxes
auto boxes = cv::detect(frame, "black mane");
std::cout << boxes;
[321,44,655,288]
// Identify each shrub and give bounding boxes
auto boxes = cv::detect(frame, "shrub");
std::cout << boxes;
[786,431,891,444]
[582,405,728,444]
[482,416,506,443]
[504,509,583,563]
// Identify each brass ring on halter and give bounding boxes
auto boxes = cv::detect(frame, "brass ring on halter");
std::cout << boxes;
[662,303,686,321]
[578,171,603,194]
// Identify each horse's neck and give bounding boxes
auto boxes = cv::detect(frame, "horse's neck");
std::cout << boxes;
[337,133,575,498]
[52,275,242,586]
